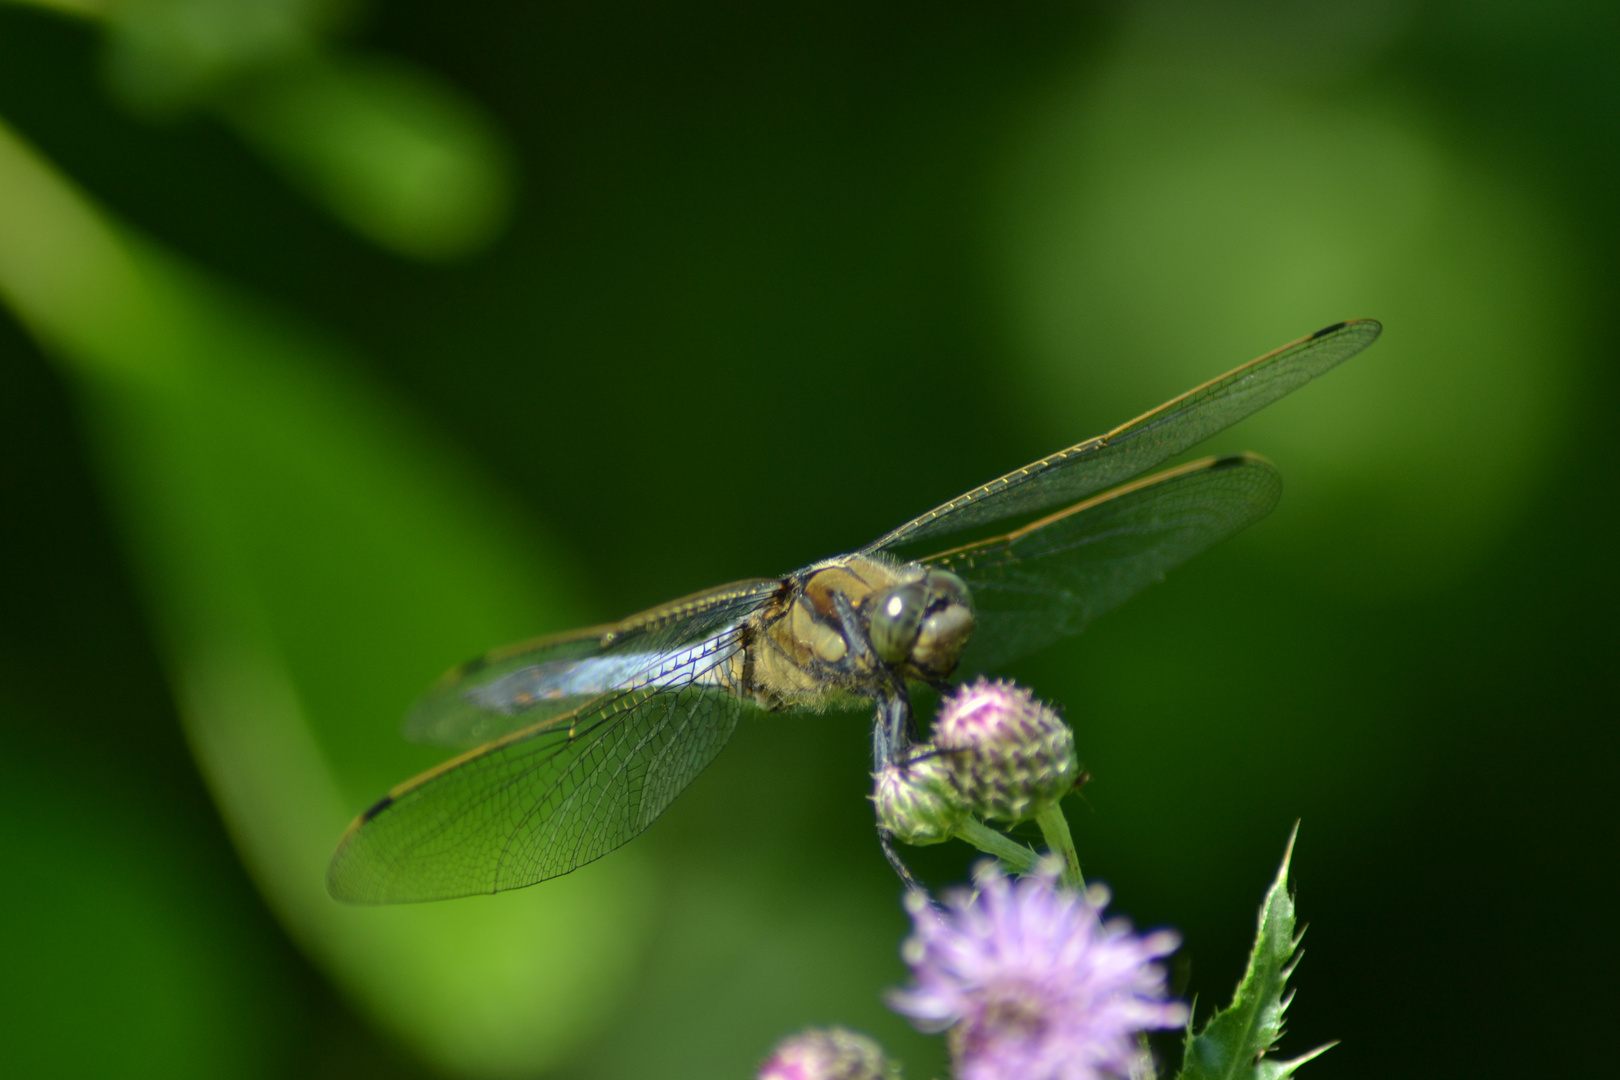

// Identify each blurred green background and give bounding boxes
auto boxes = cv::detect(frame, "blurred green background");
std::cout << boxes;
[0,1,1614,1077]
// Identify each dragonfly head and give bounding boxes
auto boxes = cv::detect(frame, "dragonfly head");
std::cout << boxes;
[869,568,974,679]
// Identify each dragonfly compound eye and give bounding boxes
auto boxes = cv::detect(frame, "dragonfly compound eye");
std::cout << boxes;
[909,569,975,678]
[925,569,971,607]
[870,583,928,664]
[912,602,973,678]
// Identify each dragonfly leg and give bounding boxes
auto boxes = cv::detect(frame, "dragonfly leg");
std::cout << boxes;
[878,828,926,894]
[871,689,932,890]
[831,590,875,665]
[871,689,912,771]
[871,701,892,770]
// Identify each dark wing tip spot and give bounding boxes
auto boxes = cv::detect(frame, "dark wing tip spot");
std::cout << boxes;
[1209,454,1251,469]
[362,794,394,822]
[1310,321,1348,339]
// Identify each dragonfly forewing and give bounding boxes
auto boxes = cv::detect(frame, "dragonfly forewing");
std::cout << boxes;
[868,320,1377,552]
[404,578,780,748]
[927,454,1282,672]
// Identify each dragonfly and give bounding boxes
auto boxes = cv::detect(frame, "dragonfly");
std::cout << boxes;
[327,319,1381,903]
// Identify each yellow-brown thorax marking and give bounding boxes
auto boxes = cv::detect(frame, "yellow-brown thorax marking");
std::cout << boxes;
[730,553,975,711]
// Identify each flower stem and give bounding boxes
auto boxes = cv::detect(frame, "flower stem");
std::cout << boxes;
[1035,802,1084,890]
[953,817,1041,875]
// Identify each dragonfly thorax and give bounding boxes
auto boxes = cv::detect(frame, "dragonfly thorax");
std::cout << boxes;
[750,557,976,709]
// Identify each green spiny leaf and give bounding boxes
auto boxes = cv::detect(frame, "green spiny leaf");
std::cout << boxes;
[1176,825,1333,1080]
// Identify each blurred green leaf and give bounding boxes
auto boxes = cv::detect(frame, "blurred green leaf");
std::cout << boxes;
[102,0,341,113]
[222,53,515,260]
[1178,827,1329,1080]
[19,0,514,258]
[0,114,649,1076]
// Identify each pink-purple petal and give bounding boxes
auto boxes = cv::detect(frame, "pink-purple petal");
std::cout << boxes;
[888,863,1188,1080]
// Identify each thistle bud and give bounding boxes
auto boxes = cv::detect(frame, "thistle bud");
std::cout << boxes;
[757,1026,901,1080]
[873,751,968,846]
[933,678,1078,823]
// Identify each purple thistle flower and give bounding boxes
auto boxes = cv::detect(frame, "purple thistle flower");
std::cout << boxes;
[757,1027,899,1080]
[934,678,1079,823]
[888,862,1187,1080]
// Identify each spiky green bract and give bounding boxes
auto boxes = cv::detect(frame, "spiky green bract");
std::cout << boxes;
[873,753,969,845]
[1176,826,1332,1080]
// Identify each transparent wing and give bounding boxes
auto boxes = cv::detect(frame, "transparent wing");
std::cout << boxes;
[868,320,1377,552]
[329,678,749,903]
[926,454,1282,672]
[403,578,781,748]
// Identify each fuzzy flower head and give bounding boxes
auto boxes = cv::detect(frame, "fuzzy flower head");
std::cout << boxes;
[757,1027,900,1080]
[888,862,1187,1080]
[934,678,1079,823]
